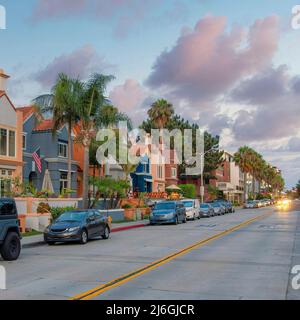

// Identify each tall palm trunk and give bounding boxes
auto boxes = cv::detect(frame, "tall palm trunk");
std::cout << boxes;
[252,174,255,198]
[82,144,90,209]
[67,124,72,195]
[243,171,247,203]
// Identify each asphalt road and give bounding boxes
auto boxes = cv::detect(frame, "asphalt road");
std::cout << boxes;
[1,201,300,300]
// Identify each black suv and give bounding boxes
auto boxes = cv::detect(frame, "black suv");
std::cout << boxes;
[0,198,21,261]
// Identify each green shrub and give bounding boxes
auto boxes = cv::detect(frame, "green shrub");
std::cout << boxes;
[122,203,133,209]
[178,184,196,199]
[50,206,77,221]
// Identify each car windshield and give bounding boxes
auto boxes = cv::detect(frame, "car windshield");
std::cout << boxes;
[154,202,176,210]
[211,203,220,207]
[182,201,194,208]
[200,204,209,208]
[56,211,87,222]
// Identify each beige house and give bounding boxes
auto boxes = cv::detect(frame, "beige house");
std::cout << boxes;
[0,69,23,196]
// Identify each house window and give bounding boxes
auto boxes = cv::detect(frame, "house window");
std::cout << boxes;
[0,129,7,156]
[60,172,68,193]
[171,167,177,178]
[9,131,15,157]
[58,142,68,158]
[157,165,163,179]
[0,128,16,157]
[22,134,26,150]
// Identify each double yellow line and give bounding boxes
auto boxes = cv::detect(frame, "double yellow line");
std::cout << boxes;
[71,212,271,300]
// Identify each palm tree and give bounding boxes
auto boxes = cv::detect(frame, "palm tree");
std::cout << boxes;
[147,99,174,129]
[76,74,115,208]
[33,73,83,192]
[96,105,133,130]
[234,146,254,203]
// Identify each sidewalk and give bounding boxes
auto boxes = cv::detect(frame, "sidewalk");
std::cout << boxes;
[22,220,149,247]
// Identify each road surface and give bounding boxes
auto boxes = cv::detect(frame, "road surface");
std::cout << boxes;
[1,201,300,300]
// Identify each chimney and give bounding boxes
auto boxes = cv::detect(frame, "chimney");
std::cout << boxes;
[0,69,10,92]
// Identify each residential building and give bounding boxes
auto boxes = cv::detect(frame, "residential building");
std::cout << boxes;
[211,151,244,202]
[164,149,179,187]
[21,106,78,196]
[0,69,23,197]
[130,155,152,192]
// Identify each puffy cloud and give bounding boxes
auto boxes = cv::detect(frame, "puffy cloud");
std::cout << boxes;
[33,45,113,88]
[231,66,300,142]
[30,0,165,37]
[146,15,279,103]
[109,79,153,125]
[31,0,88,21]
[231,65,289,105]
[284,137,300,152]
[109,79,147,113]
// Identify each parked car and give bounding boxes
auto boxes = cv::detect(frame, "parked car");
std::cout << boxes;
[223,201,235,213]
[181,199,200,220]
[44,210,111,245]
[199,203,214,217]
[214,200,235,213]
[0,198,21,261]
[150,201,186,225]
[210,202,225,215]
[244,200,259,209]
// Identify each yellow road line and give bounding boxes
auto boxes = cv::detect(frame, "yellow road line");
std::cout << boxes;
[71,212,271,300]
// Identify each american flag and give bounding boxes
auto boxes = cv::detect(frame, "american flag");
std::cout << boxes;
[32,148,42,173]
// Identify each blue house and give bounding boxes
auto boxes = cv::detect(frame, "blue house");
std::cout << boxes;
[130,155,153,193]
[20,106,78,196]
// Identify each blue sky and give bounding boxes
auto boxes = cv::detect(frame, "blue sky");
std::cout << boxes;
[1,0,300,188]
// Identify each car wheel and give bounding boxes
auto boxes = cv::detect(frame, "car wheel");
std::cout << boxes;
[182,215,187,223]
[0,232,21,261]
[80,229,88,244]
[102,226,110,240]
[174,216,179,225]
[198,214,201,220]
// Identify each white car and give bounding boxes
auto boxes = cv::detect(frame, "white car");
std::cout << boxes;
[181,199,200,220]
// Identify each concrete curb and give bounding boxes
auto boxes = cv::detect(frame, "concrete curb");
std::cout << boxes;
[22,222,149,248]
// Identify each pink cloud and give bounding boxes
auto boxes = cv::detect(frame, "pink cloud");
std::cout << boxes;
[146,15,279,103]
[32,0,88,21]
[34,45,113,88]
[109,79,147,112]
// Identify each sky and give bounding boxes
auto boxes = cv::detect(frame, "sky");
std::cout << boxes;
[1,0,300,188]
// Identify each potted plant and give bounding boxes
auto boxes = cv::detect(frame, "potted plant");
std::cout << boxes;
[122,203,136,221]
[139,204,151,219]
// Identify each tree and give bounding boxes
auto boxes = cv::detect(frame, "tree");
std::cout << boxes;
[33,73,83,192]
[147,99,174,129]
[296,180,300,197]
[234,146,254,203]
[178,184,196,198]
[76,74,115,208]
